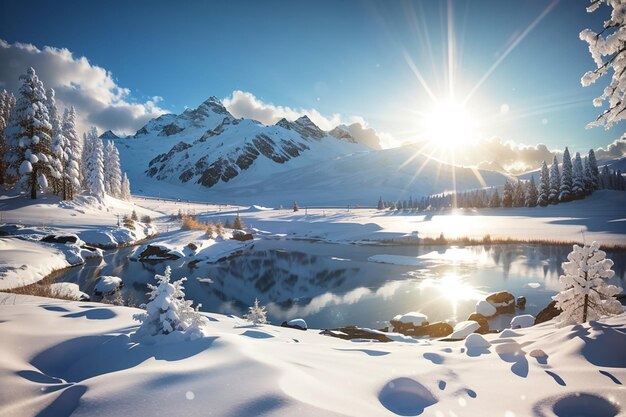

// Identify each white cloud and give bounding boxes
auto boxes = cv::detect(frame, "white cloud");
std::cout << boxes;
[0,39,167,136]
[595,135,626,161]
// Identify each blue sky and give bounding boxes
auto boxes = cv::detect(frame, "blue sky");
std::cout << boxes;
[0,0,622,151]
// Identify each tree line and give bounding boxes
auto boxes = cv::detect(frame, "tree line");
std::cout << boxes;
[0,67,131,201]
[377,147,624,211]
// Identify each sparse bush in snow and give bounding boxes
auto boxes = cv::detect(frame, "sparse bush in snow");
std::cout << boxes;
[233,213,244,230]
[293,201,299,212]
[141,214,152,224]
[205,222,214,239]
[133,266,208,340]
[244,298,268,325]
[215,220,224,239]
[123,215,135,230]
[131,210,138,221]
[553,242,622,325]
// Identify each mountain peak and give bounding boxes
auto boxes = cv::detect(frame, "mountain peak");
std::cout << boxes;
[99,130,120,140]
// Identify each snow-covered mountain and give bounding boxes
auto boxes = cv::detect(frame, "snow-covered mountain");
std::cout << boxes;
[114,96,510,205]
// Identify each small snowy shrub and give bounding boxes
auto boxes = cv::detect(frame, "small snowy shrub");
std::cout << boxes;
[141,214,152,224]
[133,266,208,340]
[205,222,214,239]
[215,220,224,239]
[244,298,268,325]
[553,242,622,325]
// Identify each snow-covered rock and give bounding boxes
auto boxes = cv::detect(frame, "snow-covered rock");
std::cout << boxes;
[486,291,515,313]
[510,314,535,329]
[95,276,123,295]
[49,282,90,301]
[392,312,428,326]
[449,321,480,340]
[475,300,497,317]
[282,318,307,330]
[464,333,491,349]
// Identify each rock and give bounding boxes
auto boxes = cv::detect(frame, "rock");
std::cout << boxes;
[281,318,307,331]
[486,291,516,314]
[516,296,527,309]
[391,312,428,327]
[467,313,490,334]
[232,230,254,241]
[534,300,561,325]
[138,245,181,261]
[475,300,497,317]
[94,276,123,295]
[464,333,491,349]
[449,321,481,340]
[320,326,391,342]
[407,322,453,338]
[510,314,535,329]
[41,234,79,244]
[186,242,198,250]
[529,349,548,358]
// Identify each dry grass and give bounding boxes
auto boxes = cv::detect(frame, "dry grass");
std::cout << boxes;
[0,267,79,301]
[181,215,209,231]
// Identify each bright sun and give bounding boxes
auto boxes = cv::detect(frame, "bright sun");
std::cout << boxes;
[424,100,477,148]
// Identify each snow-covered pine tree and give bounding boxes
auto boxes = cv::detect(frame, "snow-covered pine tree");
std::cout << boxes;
[513,180,525,207]
[104,140,122,197]
[587,149,600,189]
[572,152,585,198]
[4,68,61,199]
[537,160,550,207]
[244,298,268,325]
[0,90,16,185]
[83,127,106,201]
[377,197,384,210]
[553,241,622,325]
[502,180,513,208]
[583,155,594,195]
[133,266,208,340]
[525,175,538,207]
[61,107,81,199]
[120,172,131,200]
[548,155,560,204]
[489,188,501,208]
[45,88,66,196]
[559,147,573,202]
[580,0,626,129]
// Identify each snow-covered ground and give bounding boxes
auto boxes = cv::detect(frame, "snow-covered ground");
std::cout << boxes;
[0,293,623,417]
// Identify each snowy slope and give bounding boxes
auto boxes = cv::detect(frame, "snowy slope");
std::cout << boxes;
[114,97,509,206]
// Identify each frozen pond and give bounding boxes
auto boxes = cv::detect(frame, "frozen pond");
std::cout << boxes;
[54,240,626,329]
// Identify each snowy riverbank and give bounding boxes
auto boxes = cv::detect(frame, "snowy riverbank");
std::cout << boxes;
[0,293,623,417]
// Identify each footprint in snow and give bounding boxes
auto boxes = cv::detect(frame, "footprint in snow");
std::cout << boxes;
[423,352,444,364]
[379,377,438,416]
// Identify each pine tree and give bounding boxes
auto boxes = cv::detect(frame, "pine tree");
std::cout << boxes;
[233,213,244,230]
[293,201,299,212]
[537,160,550,207]
[489,188,501,208]
[0,90,16,185]
[559,147,572,202]
[548,155,560,204]
[133,266,208,340]
[120,172,131,201]
[583,156,594,194]
[244,298,268,325]
[62,107,81,200]
[572,152,585,199]
[502,180,513,208]
[4,68,61,199]
[377,196,384,210]
[513,180,525,207]
[45,88,66,196]
[525,175,538,207]
[553,242,622,325]
[83,127,106,201]
[104,140,122,197]
[588,149,600,190]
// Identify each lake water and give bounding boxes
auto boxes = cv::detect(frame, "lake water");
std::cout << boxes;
[55,240,626,329]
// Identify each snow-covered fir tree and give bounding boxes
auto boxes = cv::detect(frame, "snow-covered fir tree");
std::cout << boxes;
[548,155,560,204]
[583,156,594,194]
[61,107,81,200]
[587,149,600,189]
[572,152,585,198]
[133,266,208,340]
[525,175,538,207]
[580,0,626,128]
[104,140,122,198]
[512,180,525,207]
[537,160,550,207]
[553,241,622,325]
[559,147,573,202]
[83,127,106,201]
[377,197,384,210]
[45,88,66,196]
[0,90,16,185]
[120,172,131,201]
[244,298,268,325]
[502,180,513,207]
[489,188,501,208]
[4,67,61,199]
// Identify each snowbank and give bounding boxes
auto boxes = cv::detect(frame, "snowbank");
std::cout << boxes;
[0,294,623,417]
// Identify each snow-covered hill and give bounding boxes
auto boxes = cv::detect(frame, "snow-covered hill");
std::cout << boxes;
[113,97,510,206]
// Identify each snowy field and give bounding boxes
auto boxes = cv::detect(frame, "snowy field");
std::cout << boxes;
[0,293,623,417]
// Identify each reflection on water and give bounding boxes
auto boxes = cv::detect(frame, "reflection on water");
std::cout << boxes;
[55,241,625,329]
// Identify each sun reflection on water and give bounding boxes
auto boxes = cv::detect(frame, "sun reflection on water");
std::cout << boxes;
[419,274,485,320]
